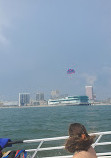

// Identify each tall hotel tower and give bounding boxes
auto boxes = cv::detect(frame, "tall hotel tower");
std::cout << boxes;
[19,93,30,106]
[36,93,44,101]
[85,86,93,100]
[51,90,59,99]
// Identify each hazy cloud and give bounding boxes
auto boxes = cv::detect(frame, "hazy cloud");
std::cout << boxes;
[0,33,9,46]
[101,66,111,86]
[82,73,97,85]
[0,5,11,47]
[102,66,111,74]
[0,0,111,100]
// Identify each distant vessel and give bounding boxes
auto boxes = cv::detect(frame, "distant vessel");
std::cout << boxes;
[48,96,90,106]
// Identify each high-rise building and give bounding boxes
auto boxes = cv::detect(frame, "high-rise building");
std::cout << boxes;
[51,90,60,99]
[85,86,93,100]
[19,93,30,106]
[36,93,44,101]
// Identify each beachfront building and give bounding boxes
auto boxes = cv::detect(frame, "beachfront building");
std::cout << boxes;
[36,93,44,101]
[51,90,60,99]
[48,96,89,106]
[85,86,94,100]
[30,92,47,106]
[19,93,30,106]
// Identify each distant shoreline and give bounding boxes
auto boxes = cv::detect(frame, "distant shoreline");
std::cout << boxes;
[0,103,111,108]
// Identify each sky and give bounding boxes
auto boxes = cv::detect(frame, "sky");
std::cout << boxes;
[0,0,111,101]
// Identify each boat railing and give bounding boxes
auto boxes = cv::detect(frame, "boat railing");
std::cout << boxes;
[17,131,111,158]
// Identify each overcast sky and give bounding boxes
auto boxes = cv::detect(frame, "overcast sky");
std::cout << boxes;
[0,0,111,101]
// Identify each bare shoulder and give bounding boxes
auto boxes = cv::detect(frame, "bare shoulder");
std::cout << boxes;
[89,146,97,155]
[72,147,97,158]
[72,152,84,158]
[72,154,80,158]
[72,152,85,158]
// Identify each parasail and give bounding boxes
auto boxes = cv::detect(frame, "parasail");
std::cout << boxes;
[67,69,75,74]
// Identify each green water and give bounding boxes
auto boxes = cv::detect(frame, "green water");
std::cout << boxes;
[0,105,111,157]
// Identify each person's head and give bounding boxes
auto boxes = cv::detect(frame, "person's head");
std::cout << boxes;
[65,123,95,153]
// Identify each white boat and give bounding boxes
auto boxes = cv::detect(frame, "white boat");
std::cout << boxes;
[9,131,111,158]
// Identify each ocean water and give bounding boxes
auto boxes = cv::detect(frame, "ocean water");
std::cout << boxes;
[0,105,111,157]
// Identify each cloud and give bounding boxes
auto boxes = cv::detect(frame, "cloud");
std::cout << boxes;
[0,32,9,46]
[0,5,11,47]
[0,20,9,46]
[101,66,111,86]
[102,66,111,74]
[81,73,97,85]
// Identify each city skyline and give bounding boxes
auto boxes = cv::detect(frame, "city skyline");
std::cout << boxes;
[1,85,96,103]
[0,1,111,101]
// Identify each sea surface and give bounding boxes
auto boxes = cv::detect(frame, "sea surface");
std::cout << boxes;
[0,105,111,157]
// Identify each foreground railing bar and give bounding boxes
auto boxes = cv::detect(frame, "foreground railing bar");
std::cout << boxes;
[23,136,68,143]
[41,152,111,158]
[26,146,65,152]
[89,131,111,136]
[26,141,111,152]
[20,131,111,158]
[23,131,111,143]
[97,152,111,156]
[96,142,111,146]
[32,140,44,158]
[43,156,111,158]
[92,135,102,148]
[42,156,72,158]
[98,156,111,158]
[42,153,111,158]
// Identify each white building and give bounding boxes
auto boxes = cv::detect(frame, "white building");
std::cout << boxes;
[19,93,30,106]
[51,90,60,99]
[48,96,89,105]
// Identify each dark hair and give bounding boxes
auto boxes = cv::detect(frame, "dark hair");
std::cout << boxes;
[65,123,95,153]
